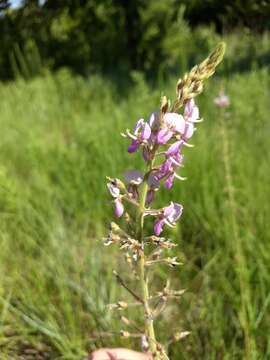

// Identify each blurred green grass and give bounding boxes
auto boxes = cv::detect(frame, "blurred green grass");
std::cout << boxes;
[0,68,270,359]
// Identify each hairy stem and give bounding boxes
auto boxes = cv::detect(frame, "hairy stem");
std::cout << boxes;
[136,159,161,359]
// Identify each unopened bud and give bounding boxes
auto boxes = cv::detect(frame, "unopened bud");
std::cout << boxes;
[117,301,128,309]
[120,316,130,325]
[173,331,191,341]
[141,335,149,352]
[111,222,120,231]
[124,213,131,223]
[115,178,126,190]
[165,257,181,267]
[160,96,169,114]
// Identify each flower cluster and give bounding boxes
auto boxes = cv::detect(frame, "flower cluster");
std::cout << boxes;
[108,98,201,235]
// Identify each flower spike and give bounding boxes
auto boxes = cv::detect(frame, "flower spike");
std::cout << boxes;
[105,42,225,359]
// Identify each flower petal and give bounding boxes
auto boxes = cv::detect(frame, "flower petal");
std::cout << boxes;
[134,118,144,135]
[184,99,199,123]
[149,111,158,128]
[183,122,194,140]
[128,139,140,153]
[159,159,172,175]
[164,173,175,189]
[148,174,160,189]
[125,170,144,184]
[154,219,165,236]
[164,113,185,134]
[163,202,175,217]
[167,202,183,223]
[141,122,151,140]
[157,128,173,144]
[166,140,183,156]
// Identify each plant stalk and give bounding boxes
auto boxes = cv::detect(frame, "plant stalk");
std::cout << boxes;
[136,159,160,359]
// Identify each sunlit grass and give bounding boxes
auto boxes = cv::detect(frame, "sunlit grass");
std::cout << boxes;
[0,69,269,358]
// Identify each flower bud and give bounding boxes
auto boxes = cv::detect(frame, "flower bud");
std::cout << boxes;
[114,199,124,217]
[160,95,169,114]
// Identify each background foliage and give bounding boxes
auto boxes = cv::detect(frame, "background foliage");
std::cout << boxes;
[1,69,270,359]
[1,0,270,80]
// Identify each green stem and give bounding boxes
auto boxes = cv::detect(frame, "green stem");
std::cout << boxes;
[136,160,160,358]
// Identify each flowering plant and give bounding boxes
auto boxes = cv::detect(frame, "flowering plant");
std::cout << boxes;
[105,43,226,359]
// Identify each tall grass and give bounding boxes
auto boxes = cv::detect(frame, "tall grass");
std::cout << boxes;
[0,68,269,359]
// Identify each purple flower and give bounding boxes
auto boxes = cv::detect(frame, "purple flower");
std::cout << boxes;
[125,170,144,185]
[154,152,184,189]
[125,170,144,200]
[181,99,201,140]
[164,173,175,189]
[184,99,199,123]
[146,112,159,149]
[164,113,186,133]
[166,140,184,157]
[149,111,159,128]
[148,173,160,189]
[156,127,174,145]
[154,202,183,235]
[214,91,230,108]
[128,119,151,153]
[156,113,185,144]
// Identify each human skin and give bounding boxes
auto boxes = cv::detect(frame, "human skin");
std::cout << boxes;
[88,348,152,360]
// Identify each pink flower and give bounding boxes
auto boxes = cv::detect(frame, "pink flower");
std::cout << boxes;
[156,113,185,144]
[214,91,230,108]
[166,140,184,157]
[154,151,184,189]
[184,99,199,123]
